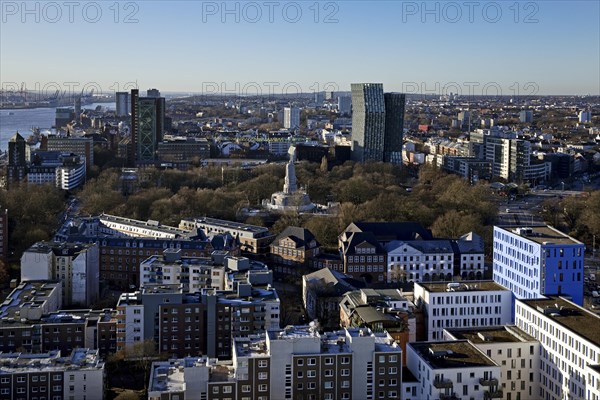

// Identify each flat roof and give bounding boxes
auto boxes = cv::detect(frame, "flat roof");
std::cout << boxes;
[188,217,270,234]
[409,341,497,369]
[418,281,508,293]
[445,326,536,344]
[100,214,190,237]
[519,296,600,347]
[500,226,582,246]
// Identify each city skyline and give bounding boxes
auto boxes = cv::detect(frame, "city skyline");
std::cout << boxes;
[1,1,599,96]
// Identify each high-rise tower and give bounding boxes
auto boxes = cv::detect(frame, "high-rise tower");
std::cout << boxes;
[351,84,405,164]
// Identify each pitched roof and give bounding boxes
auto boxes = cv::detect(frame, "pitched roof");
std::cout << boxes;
[342,231,384,255]
[274,226,319,250]
[346,221,433,242]
[304,268,363,295]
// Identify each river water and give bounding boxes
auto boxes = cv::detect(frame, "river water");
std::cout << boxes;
[0,102,116,151]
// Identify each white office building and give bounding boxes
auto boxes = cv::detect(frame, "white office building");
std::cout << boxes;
[515,296,600,400]
[414,281,513,341]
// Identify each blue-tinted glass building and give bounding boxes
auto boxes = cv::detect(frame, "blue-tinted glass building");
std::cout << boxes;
[493,226,584,305]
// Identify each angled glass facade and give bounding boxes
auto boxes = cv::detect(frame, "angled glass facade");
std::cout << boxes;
[351,83,405,164]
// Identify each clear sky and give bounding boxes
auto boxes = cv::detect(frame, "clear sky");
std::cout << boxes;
[1,0,599,96]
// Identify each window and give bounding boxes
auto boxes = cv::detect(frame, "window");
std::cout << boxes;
[258,384,267,392]
[307,358,316,365]
[223,386,232,394]
[258,360,268,368]
[341,369,350,376]
[307,370,316,378]
[258,372,268,380]
[296,359,304,366]
[324,357,333,365]
[242,385,251,393]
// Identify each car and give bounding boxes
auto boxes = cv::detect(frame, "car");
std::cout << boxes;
[506,208,510,213]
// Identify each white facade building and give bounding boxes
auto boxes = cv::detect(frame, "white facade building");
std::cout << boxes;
[414,281,513,341]
[0,349,104,400]
[20,242,100,307]
[407,340,502,400]
[515,296,600,400]
[444,325,541,400]
[386,240,454,282]
[115,291,144,352]
[283,107,300,129]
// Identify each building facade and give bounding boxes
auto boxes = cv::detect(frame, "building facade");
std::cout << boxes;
[493,226,585,305]
[0,349,104,400]
[515,296,600,400]
[414,281,513,341]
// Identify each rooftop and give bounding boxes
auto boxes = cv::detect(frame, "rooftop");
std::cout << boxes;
[0,349,103,373]
[100,214,191,238]
[418,280,508,293]
[24,241,94,256]
[445,325,536,344]
[519,296,600,347]
[187,217,270,235]
[141,284,184,295]
[504,226,583,246]
[409,341,497,369]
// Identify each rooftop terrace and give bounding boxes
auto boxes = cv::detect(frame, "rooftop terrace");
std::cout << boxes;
[410,341,497,369]
[445,326,536,344]
[419,280,508,293]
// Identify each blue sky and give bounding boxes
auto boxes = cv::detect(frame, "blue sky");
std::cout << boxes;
[1,1,599,95]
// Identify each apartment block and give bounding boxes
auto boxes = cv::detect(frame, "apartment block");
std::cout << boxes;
[116,283,279,359]
[445,325,541,400]
[515,296,600,400]
[414,281,513,341]
[148,356,236,400]
[179,217,275,254]
[54,215,237,290]
[45,135,94,170]
[239,326,403,400]
[493,226,585,305]
[407,340,502,400]
[140,249,227,292]
[0,348,104,400]
[21,242,100,307]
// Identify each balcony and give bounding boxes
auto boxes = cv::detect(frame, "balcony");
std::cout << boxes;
[484,390,503,399]
[439,393,459,400]
[433,379,453,389]
[479,377,499,386]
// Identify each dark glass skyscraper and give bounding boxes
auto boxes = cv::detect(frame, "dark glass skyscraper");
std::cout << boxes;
[383,92,406,164]
[130,88,165,163]
[351,83,405,164]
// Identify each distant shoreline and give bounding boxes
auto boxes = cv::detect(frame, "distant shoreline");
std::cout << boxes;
[0,101,113,110]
